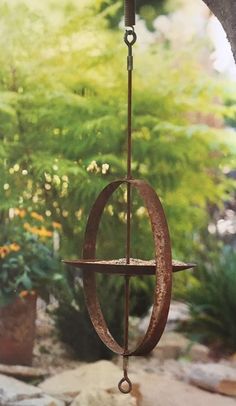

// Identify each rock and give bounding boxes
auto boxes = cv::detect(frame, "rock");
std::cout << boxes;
[131,370,236,406]
[9,395,64,406]
[40,360,118,395]
[115,350,190,381]
[39,360,140,404]
[138,308,150,334]
[0,364,48,380]
[139,301,190,334]
[36,299,55,338]
[0,373,42,401]
[152,332,190,360]
[188,344,209,363]
[160,359,189,380]
[187,363,236,396]
[166,301,190,331]
[39,358,236,405]
[71,388,136,406]
[0,373,64,405]
[230,353,236,366]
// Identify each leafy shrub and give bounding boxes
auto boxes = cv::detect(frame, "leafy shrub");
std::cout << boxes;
[0,209,63,306]
[53,267,154,361]
[53,267,124,361]
[184,245,236,354]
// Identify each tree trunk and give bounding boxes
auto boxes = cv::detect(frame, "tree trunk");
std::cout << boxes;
[202,0,236,62]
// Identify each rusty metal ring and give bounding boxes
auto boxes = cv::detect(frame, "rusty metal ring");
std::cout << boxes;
[82,179,172,356]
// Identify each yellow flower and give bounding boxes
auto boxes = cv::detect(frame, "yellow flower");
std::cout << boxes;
[24,222,53,238]
[24,222,32,232]
[9,243,20,252]
[15,208,26,218]
[19,290,29,298]
[30,226,38,235]
[52,221,62,230]
[0,243,20,258]
[0,246,10,258]
[30,211,44,222]
[38,227,53,238]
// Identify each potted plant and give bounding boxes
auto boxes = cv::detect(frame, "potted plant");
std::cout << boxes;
[0,209,63,365]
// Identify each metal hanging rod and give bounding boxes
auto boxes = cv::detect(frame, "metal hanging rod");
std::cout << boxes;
[124,0,136,27]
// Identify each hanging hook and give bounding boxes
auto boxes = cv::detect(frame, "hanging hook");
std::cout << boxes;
[118,374,132,394]
[124,28,137,72]
[118,355,132,394]
[124,28,137,47]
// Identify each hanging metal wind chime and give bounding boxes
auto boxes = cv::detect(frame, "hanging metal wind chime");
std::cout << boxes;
[64,0,195,394]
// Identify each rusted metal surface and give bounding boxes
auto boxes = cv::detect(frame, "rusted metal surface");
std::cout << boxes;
[81,178,172,356]
[63,258,195,275]
[118,356,132,394]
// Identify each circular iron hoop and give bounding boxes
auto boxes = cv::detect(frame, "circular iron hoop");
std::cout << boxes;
[82,179,172,356]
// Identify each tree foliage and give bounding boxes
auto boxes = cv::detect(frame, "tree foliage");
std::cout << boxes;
[0,0,232,258]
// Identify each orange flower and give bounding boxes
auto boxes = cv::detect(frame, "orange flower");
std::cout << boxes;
[0,243,20,258]
[52,221,62,230]
[19,290,36,298]
[19,290,29,298]
[19,210,26,218]
[38,227,53,238]
[24,222,32,232]
[30,226,38,235]
[15,208,26,218]
[0,246,10,258]
[24,222,52,238]
[9,243,20,252]
[30,211,44,222]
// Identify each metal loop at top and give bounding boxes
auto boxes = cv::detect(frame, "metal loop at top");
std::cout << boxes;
[124,29,137,47]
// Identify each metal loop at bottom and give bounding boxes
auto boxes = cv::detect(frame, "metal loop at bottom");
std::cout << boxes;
[118,376,132,394]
